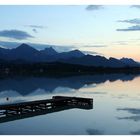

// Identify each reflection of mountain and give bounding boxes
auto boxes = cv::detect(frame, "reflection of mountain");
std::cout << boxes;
[0,74,139,95]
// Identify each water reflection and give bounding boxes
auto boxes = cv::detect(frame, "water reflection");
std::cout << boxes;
[118,116,140,122]
[117,108,140,115]
[0,74,140,134]
[117,108,140,122]
[131,130,140,135]
[0,74,138,96]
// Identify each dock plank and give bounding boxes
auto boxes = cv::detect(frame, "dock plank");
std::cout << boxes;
[0,96,93,123]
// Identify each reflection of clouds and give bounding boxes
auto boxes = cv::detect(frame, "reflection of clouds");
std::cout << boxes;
[80,91,107,95]
[118,115,140,122]
[0,90,20,97]
[111,94,128,99]
[111,93,140,101]
[92,92,106,94]
[86,128,104,135]
[84,83,97,88]
[117,108,140,122]
[117,108,140,114]
[0,96,26,105]
[131,130,140,135]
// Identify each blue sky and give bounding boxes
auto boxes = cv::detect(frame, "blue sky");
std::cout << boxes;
[1,5,140,60]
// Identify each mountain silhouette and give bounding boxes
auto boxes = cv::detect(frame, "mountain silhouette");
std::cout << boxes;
[58,49,85,59]
[40,47,58,55]
[10,43,39,61]
[0,43,139,68]
[120,58,139,67]
[59,55,133,68]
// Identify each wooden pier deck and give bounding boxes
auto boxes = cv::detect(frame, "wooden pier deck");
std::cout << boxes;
[0,96,93,123]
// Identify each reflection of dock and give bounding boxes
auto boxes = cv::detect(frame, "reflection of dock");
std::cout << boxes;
[0,96,93,123]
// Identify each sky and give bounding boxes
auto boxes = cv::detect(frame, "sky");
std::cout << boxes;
[0,5,140,61]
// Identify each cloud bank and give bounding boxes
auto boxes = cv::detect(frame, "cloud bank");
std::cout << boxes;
[25,25,46,33]
[0,30,34,40]
[86,5,104,11]
[117,25,140,31]
[83,45,107,48]
[118,18,140,24]
[0,41,76,52]
[26,25,46,29]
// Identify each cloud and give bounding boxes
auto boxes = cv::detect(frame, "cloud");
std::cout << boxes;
[26,25,46,29]
[118,18,140,24]
[25,25,46,33]
[0,30,34,40]
[130,5,140,9]
[83,50,103,56]
[32,28,38,33]
[114,41,128,45]
[86,5,104,11]
[0,41,76,52]
[83,45,107,48]
[117,25,140,31]
[0,41,20,48]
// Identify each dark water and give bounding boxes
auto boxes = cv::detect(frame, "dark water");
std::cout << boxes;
[0,74,140,135]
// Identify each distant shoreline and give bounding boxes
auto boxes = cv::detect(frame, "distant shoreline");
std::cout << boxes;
[0,62,140,78]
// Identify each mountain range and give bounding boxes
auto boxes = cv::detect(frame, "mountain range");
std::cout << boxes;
[0,43,139,68]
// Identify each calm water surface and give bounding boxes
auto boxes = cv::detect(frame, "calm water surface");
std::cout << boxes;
[0,74,140,135]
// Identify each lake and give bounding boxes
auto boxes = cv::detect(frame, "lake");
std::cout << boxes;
[0,74,140,135]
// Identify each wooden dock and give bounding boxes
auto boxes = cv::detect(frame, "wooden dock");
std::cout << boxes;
[0,96,93,123]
